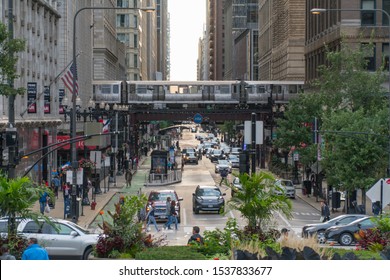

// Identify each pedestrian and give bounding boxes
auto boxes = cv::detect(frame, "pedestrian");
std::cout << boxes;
[320,201,330,222]
[62,182,70,199]
[52,175,60,198]
[278,228,290,242]
[219,168,228,186]
[39,189,49,215]
[163,197,172,230]
[48,182,56,209]
[145,201,160,232]
[372,201,381,216]
[187,226,203,245]
[168,200,178,230]
[21,238,49,260]
[0,244,16,260]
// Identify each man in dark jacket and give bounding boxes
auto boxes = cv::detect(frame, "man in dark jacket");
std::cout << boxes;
[187,226,204,245]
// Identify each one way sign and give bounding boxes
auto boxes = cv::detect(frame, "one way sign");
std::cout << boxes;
[366,178,390,209]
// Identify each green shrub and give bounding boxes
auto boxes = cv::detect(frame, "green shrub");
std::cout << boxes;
[135,246,207,260]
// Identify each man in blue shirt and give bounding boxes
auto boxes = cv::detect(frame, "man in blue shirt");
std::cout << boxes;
[22,238,49,260]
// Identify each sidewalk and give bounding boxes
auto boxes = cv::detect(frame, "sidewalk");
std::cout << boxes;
[33,155,151,229]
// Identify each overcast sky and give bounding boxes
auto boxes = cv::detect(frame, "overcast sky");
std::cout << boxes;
[168,0,206,81]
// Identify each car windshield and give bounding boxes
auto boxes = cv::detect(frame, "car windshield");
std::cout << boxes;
[278,180,293,187]
[213,150,222,155]
[218,160,229,165]
[149,192,175,201]
[228,155,238,160]
[197,188,221,197]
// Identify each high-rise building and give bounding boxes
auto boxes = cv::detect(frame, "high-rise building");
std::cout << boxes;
[207,0,225,80]
[156,0,169,80]
[306,0,390,84]
[258,0,305,81]
[140,0,157,80]
[223,0,259,80]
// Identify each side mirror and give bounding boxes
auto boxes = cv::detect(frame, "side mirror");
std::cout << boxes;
[70,231,78,237]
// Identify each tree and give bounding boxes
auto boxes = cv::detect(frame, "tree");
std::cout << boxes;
[227,171,292,232]
[274,40,388,206]
[0,22,25,96]
[0,175,50,237]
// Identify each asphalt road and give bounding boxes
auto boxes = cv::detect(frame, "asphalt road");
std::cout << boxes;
[141,129,322,245]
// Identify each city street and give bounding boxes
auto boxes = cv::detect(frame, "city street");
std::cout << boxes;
[139,129,323,245]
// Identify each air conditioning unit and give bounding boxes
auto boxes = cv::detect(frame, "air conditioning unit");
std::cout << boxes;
[49,36,52,42]
[32,71,35,78]
[44,33,47,39]
[32,49,35,55]
[37,73,40,79]
[54,39,57,45]
[27,23,31,30]
[21,19,25,26]
[32,26,35,33]
[37,29,40,36]
[44,54,47,60]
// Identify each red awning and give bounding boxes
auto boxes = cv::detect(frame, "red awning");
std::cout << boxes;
[56,135,97,150]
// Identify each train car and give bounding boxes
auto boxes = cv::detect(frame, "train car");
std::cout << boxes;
[92,80,304,106]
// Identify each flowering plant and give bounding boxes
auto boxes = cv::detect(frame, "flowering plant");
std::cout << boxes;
[79,159,96,169]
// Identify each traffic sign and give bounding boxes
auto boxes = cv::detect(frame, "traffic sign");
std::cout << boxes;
[194,113,203,124]
[367,178,390,209]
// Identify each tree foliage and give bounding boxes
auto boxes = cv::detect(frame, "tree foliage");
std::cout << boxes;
[0,22,26,96]
[274,39,388,194]
[0,175,51,237]
[227,171,292,231]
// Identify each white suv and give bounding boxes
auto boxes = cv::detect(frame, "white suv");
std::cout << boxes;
[274,179,296,199]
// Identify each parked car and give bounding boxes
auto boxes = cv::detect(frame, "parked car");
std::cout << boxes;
[301,214,368,242]
[192,185,226,214]
[227,154,240,168]
[274,179,296,198]
[324,216,376,246]
[184,152,199,165]
[147,190,183,223]
[0,217,98,259]
[215,159,232,173]
[231,177,242,196]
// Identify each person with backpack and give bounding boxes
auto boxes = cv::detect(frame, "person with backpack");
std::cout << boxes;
[145,201,160,232]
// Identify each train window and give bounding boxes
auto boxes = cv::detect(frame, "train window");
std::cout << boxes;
[113,85,119,94]
[220,85,230,94]
[257,86,265,93]
[289,85,298,94]
[137,85,147,94]
[101,85,111,94]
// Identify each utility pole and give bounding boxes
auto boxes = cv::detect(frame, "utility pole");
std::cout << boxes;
[251,113,256,175]
[7,0,17,179]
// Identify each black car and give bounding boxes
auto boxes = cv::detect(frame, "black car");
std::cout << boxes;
[301,214,367,242]
[192,185,226,214]
[324,216,376,246]
[209,149,225,162]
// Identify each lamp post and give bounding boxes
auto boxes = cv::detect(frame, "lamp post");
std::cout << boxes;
[69,5,154,222]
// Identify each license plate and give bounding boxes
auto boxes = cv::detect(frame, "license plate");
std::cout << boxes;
[208,205,213,208]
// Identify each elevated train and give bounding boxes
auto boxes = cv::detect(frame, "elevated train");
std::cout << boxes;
[92,80,304,109]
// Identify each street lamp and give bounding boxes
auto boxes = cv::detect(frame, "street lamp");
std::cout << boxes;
[70,5,154,222]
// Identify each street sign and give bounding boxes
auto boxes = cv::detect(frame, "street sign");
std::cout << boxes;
[194,113,203,124]
[244,121,263,145]
[367,178,390,209]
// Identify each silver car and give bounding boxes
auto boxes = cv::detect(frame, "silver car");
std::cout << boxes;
[274,179,296,198]
[0,218,98,259]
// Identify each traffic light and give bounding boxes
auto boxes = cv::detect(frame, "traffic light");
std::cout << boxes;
[239,151,250,174]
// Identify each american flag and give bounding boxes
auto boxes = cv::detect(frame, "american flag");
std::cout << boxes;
[61,62,79,95]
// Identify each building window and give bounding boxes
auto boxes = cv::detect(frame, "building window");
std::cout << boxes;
[361,0,375,26]
[117,0,129,8]
[384,0,390,25]
[117,14,130,27]
[133,34,138,48]
[117,33,130,46]
[134,54,138,68]
[383,43,389,70]
[362,43,376,71]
